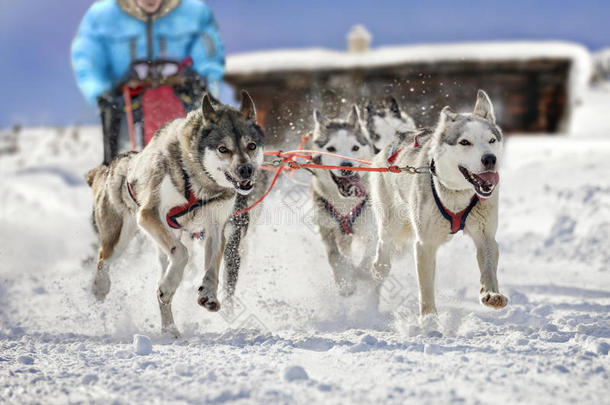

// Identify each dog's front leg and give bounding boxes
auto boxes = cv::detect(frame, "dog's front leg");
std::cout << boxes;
[414,240,440,316]
[197,225,226,312]
[320,230,356,296]
[137,207,188,337]
[370,195,407,281]
[472,234,508,309]
[222,220,246,314]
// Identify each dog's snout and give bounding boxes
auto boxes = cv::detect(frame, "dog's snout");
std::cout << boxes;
[237,164,253,179]
[481,154,497,170]
[340,161,353,176]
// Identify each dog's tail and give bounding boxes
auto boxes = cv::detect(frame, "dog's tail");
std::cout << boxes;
[85,165,107,187]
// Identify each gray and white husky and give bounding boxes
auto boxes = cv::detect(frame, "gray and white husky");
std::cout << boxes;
[365,97,416,154]
[85,91,265,336]
[370,90,508,317]
[310,106,378,296]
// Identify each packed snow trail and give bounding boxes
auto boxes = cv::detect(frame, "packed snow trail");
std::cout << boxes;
[1,88,609,403]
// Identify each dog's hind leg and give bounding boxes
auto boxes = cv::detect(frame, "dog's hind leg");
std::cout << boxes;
[93,204,135,301]
[137,207,188,337]
[198,225,226,312]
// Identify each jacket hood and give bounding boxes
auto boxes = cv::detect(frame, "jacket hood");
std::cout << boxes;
[117,0,181,21]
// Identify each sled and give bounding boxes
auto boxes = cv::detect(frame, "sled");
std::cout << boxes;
[122,57,193,150]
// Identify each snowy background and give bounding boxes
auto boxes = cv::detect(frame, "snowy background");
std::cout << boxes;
[0,81,609,403]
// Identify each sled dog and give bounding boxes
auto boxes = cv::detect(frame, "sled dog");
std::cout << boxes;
[310,105,378,296]
[364,96,416,154]
[370,90,508,316]
[86,91,264,336]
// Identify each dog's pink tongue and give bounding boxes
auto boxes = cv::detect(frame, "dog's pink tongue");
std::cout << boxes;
[351,181,366,198]
[477,172,499,186]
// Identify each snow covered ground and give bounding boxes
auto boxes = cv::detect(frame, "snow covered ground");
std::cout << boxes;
[1,87,609,404]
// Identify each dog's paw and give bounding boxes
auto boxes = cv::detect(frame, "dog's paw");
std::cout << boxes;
[337,278,356,297]
[161,324,181,338]
[92,273,110,301]
[480,291,508,309]
[419,314,443,337]
[371,261,390,281]
[197,294,220,312]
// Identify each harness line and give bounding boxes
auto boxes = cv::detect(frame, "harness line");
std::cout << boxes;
[233,137,431,216]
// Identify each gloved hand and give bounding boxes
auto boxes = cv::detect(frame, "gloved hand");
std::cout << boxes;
[97,92,119,111]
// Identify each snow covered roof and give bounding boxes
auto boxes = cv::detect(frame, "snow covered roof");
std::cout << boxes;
[226,41,590,78]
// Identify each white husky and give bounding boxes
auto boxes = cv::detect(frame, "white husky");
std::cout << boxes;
[369,90,508,316]
[310,106,378,296]
[364,97,416,153]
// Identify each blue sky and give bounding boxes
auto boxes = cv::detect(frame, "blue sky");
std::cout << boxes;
[1,0,609,127]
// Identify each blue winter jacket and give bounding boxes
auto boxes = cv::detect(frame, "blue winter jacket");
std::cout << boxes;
[71,0,225,105]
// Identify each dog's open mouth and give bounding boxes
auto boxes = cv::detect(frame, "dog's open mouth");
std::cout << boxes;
[225,173,254,195]
[458,166,499,199]
[330,171,366,198]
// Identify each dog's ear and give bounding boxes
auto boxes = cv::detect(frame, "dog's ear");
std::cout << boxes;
[313,110,329,146]
[313,109,329,127]
[365,100,375,116]
[440,106,458,122]
[348,105,371,146]
[347,105,362,127]
[387,97,401,119]
[239,90,256,121]
[473,89,496,123]
[201,93,218,123]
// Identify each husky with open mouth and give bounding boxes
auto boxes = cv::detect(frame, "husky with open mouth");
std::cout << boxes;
[85,91,264,336]
[369,90,508,317]
[310,106,378,296]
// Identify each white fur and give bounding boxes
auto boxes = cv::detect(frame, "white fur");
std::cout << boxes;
[370,90,508,320]
[318,130,372,177]
[372,113,416,150]
[203,152,233,190]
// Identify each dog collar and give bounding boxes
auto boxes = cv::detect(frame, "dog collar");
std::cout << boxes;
[319,196,367,235]
[430,175,478,234]
[127,169,225,230]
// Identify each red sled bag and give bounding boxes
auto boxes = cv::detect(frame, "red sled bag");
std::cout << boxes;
[141,86,186,145]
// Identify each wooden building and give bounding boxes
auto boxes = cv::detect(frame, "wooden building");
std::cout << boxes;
[225,28,590,145]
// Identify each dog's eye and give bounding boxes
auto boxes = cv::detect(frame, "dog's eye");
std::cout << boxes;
[352,145,360,152]
[459,139,472,146]
[489,138,496,144]
[327,146,336,153]
[247,142,257,151]
[218,146,229,154]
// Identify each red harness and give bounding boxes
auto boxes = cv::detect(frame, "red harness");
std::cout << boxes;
[319,196,367,235]
[387,135,420,164]
[430,175,478,234]
[127,170,224,230]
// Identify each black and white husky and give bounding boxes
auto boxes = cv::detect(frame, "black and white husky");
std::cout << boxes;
[85,92,265,336]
